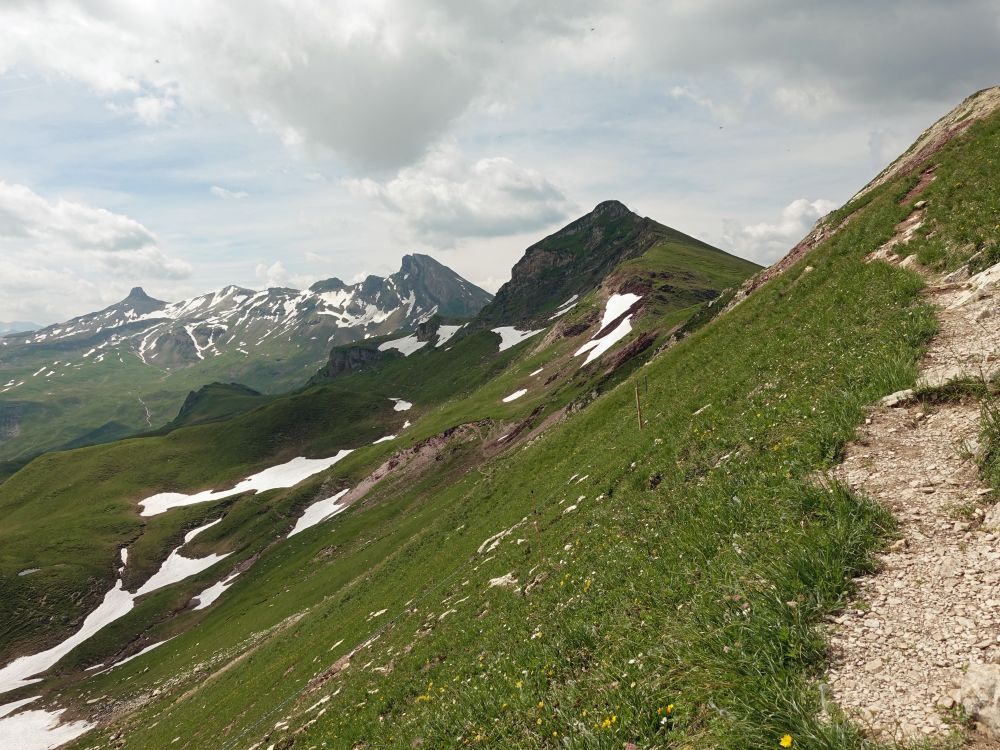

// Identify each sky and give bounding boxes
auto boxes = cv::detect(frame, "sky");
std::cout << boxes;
[1,1,998,324]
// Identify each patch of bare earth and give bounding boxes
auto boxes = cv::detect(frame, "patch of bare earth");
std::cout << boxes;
[826,255,1000,743]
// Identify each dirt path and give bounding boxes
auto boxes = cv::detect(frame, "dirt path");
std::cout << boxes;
[826,257,1000,742]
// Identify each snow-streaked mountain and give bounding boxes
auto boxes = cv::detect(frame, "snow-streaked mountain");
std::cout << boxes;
[0,255,492,462]
[1,254,492,370]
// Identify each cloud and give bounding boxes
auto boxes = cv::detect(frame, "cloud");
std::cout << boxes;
[133,95,176,125]
[255,260,315,290]
[626,1,1000,116]
[210,186,249,200]
[350,146,574,244]
[0,2,602,171]
[0,181,191,320]
[722,198,836,265]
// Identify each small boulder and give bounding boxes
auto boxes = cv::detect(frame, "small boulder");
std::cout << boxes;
[488,572,519,590]
[880,389,915,408]
[957,663,1000,737]
[942,265,970,284]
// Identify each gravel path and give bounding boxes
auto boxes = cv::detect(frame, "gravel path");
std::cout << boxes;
[826,254,1000,742]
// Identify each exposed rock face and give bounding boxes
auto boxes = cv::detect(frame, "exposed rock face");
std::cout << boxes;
[320,346,387,378]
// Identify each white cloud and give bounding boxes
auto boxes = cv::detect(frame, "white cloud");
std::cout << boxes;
[255,260,315,290]
[722,198,836,265]
[133,95,176,125]
[0,181,191,320]
[350,146,574,245]
[210,186,249,200]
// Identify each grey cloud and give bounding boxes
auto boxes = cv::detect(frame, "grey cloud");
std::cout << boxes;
[626,0,1000,113]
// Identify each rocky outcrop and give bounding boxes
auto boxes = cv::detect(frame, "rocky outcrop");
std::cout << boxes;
[319,346,387,378]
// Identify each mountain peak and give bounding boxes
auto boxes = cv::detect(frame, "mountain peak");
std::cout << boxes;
[590,199,631,219]
[127,286,153,301]
[309,277,348,294]
[117,286,165,311]
[399,253,446,275]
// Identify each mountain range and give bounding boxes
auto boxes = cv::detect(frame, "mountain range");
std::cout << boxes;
[0,254,492,463]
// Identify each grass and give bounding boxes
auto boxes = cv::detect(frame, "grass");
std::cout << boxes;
[893,114,1000,271]
[51,151,946,749]
[0,223,755,669]
[13,105,1000,749]
[979,398,1000,492]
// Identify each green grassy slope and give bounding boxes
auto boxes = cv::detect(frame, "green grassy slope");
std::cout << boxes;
[0,334,329,464]
[51,106,1000,749]
[167,382,271,428]
[58,160,942,750]
[0,216,754,667]
[14,97,1000,745]
[63,100,1000,750]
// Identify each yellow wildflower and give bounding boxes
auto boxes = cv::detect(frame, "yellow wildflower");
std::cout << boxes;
[780,735,793,748]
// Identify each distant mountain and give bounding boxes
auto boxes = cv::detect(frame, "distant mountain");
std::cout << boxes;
[0,254,492,461]
[3,254,490,370]
[0,321,41,335]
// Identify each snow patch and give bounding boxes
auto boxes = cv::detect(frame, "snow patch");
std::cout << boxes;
[573,293,643,366]
[390,398,412,412]
[139,450,353,516]
[378,335,427,356]
[0,703,93,750]
[502,389,527,403]
[548,294,579,320]
[435,324,463,346]
[288,488,351,538]
[192,573,240,610]
[491,326,543,352]
[372,435,396,444]
[106,639,173,670]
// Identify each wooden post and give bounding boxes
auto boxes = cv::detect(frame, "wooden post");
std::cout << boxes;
[634,382,643,429]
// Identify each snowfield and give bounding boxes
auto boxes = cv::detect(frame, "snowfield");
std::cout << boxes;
[139,450,353,516]
[436,324,463,345]
[0,701,93,750]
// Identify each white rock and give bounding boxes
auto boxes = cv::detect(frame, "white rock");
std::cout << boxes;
[957,663,1000,737]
